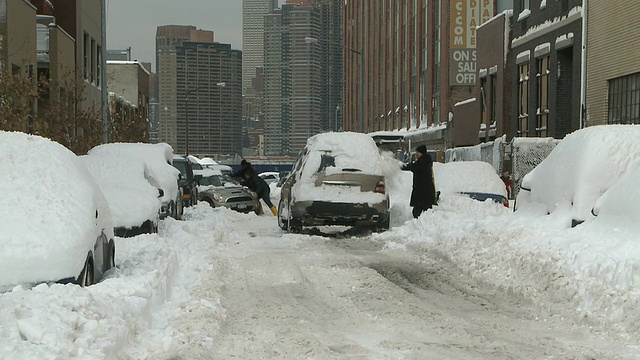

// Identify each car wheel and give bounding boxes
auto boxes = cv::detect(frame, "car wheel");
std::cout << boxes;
[288,217,302,234]
[77,254,94,287]
[204,199,214,207]
[277,201,288,230]
[374,218,390,233]
[149,219,158,233]
[108,240,116,269]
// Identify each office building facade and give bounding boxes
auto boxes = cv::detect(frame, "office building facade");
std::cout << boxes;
[176,41,242,157]
[242,0,277,93]
[263,0,342,156]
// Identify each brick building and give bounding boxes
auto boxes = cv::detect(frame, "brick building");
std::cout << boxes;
[510,0,583,139]
[584,1,640,126]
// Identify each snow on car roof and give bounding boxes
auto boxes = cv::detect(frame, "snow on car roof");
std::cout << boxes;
[520,125,640,222]
[199,157,218,165]
[434,161,507,197]
[0,131,112,287]
[88,143,179,201]
[195,168,223,177]
[81,154,162,229]
[302,132,384,177]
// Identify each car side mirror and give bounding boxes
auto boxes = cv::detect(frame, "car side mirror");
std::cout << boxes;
[158,188,165,198]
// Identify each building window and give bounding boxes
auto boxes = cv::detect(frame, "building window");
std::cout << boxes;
[518,63,529,136]
[490,74,497,125]
[608,72,640,124]
[83,33,89,80]
[480,76,487,126]
[536,56,549,137]
[97,45,102,87]
[91,38,96,84]
[520,0,530,10]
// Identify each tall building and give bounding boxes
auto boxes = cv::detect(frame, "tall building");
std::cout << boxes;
[177,41,242,157]
[156,25,242,157]
[155,25,209,148]
[242,0,278,93]
[263,0,342,156]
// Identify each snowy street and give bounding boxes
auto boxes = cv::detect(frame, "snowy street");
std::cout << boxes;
[3,128,640,359]
[194,213,631,359]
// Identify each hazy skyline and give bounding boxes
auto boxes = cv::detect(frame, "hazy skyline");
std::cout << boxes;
[106,0,243,71]
[106,0,287,72]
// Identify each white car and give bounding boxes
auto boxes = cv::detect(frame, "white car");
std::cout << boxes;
[81,154,164,237]
[515,125,640,226]
[0,132,115,289]
[434,161,509,207]
[88,143,183,220]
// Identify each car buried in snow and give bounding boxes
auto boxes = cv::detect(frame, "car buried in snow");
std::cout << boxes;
[0,132,115,290]
[278,132,390,233]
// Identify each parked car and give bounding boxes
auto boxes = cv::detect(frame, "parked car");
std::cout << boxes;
[88,143,183,220]
[0,132,115,289]
[514,125,640,227]
[196,169,260,214]
[258,171,280,185]
[278,132,390,233]
[81,154,164,237]
[433,161,509,207]
[173,155,202,208]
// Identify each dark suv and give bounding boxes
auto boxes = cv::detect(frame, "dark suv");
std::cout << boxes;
[172,155,202,207]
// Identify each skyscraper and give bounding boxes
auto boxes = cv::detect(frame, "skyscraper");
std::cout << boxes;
[242,0,278,93]
[156,25,242,157]
[263,0,342,156]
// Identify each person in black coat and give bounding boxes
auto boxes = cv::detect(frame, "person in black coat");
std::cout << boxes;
[401,145,436,218]
[233,160,278,216]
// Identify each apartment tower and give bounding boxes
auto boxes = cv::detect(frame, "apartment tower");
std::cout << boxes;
[242,0,278,93]
[264,0,342,156]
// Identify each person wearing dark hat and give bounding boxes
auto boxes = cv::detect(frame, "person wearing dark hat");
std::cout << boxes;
[233,159,278,216]
[401,145,436,218]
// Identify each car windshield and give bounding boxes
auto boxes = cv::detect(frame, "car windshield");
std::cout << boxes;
[200,175,237,187]
[173,161,187,176]
[318,154,336,172]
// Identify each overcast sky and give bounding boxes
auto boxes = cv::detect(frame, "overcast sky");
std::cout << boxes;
[106,0,245,71]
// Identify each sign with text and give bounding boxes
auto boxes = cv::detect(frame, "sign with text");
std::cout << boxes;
[450,0,493,85]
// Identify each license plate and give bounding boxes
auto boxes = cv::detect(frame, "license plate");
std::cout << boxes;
[237,203,247,209]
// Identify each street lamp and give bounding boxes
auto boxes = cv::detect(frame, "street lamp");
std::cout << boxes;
[305,36,365,133]
[185,82,225,156]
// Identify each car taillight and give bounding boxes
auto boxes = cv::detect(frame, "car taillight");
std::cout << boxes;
[375,181,385,194]
[183,193,190,200]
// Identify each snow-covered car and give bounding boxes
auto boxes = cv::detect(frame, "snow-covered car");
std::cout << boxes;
[196,169,260,214]
[0,132,115,289]
[434,161,509,207]
[81,154,164,237]
[88,143,183,220]
[278,132,390,233]
[515,125,640,226]
[258,171,280,185]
